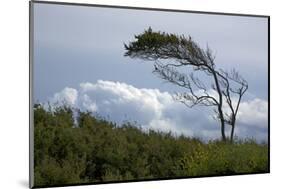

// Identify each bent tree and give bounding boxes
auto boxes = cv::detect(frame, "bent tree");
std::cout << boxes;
[124,27,248,142]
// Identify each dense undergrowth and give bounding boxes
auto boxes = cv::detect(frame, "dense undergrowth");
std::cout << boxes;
[33,104,268,187]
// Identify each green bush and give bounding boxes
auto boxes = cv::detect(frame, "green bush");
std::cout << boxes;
[33,104,268,187]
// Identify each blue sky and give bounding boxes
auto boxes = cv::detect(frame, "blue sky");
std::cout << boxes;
[33,3,268,141]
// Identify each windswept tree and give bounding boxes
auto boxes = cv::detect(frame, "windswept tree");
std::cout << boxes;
[124,27,248,142]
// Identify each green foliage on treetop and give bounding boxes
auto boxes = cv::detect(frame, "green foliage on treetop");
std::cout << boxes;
[124,27,203,61]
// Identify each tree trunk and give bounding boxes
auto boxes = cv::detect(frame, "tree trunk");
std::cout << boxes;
[221,120,226,141]
[230,120,236,142]
[218,107,226,141]
[212,71,226,141]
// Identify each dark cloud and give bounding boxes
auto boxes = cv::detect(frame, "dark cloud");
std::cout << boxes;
[33,3,268,102]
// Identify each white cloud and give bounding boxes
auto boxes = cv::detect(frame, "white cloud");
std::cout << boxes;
[49,80,268,142]
[237,99,268,128]
[51,87,78,106]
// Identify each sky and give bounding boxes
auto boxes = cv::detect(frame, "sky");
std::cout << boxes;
[33,3,268,141]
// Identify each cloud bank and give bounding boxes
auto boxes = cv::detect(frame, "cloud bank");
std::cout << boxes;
[50,80,268,142]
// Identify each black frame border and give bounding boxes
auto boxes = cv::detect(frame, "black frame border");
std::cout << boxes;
[29,1,270,188]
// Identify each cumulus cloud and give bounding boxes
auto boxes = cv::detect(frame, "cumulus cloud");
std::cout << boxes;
[52,87,78,106]
[49,80,268,142]
[238,99,268,128]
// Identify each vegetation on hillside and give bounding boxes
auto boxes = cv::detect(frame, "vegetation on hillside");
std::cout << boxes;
[33,104,268,187]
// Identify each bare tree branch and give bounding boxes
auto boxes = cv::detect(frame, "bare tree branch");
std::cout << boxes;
[124,27,248,142]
